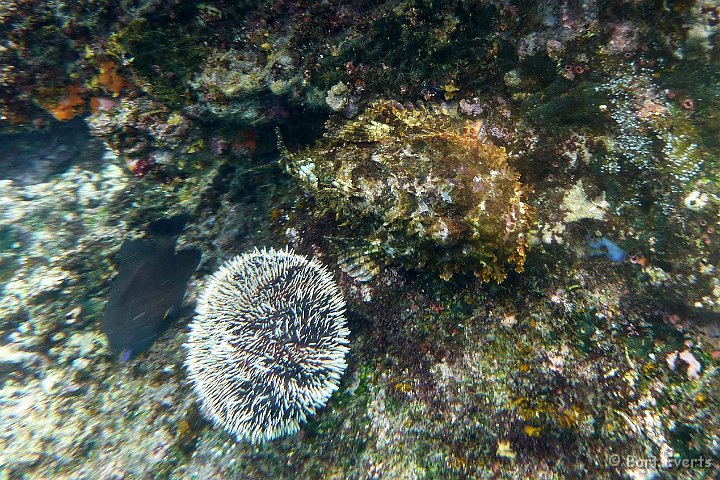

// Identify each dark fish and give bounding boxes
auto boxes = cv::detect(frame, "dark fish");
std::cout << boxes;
[102,214,201,360]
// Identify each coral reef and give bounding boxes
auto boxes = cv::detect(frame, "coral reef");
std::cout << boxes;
[283,100,533,282]
[1,0,720,479]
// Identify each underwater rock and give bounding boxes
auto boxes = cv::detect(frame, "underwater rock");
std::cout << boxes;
[325,81,350,112]
[102,215,201,360]
[282,101,533,282]
[0,120,93,186]
[86,96,201,178]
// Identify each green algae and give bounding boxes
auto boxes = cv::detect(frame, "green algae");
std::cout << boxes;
[309,2,502,97]
[524,80,609,132]
[659,53,720,154]
[115,19,207,107]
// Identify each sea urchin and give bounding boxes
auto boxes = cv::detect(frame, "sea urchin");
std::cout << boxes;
[185,247,349,443]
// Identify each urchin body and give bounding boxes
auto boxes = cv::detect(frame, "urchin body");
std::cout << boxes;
[185,247,349,443]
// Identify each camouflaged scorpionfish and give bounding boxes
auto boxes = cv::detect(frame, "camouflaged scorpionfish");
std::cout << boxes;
[282,100,533,282]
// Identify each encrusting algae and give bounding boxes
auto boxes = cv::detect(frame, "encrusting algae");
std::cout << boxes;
[282,101,533,282]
